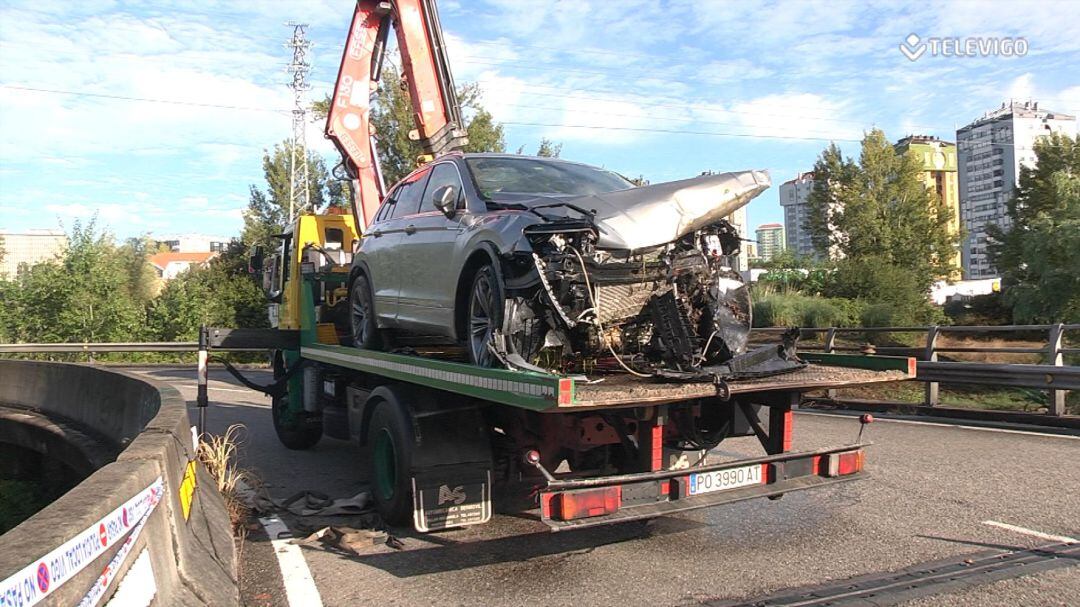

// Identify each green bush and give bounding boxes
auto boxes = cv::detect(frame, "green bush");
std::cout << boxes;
[752,293,864,328]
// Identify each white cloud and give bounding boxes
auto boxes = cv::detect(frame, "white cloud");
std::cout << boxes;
[724,93,861,142]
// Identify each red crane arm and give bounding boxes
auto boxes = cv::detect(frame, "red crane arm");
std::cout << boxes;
[325,0,467,231]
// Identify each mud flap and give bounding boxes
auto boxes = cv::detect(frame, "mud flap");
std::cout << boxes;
[405,398,494,532]
[412,469,493,532]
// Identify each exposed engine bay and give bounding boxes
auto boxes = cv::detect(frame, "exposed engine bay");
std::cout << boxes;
[494,192,805,382]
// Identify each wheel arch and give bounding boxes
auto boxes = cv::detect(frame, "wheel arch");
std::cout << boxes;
[452,243,505,343]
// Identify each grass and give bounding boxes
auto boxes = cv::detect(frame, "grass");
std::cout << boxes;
[197,424,251,533]
[824,381,1077,415]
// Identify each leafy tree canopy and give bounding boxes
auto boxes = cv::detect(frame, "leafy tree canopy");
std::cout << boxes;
[807,129,957,294]
[988,132,1080,323]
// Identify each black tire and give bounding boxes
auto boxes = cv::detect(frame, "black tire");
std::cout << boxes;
[366,401,414,525]
[466,264,505,367]
[350,273,382,350]
[271,390,322,450]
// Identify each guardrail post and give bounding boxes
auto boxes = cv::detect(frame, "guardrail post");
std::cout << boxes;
[1047,323,1065,416]
[197,325,209,434]
[825,327,838,400]
[924,325,940,407]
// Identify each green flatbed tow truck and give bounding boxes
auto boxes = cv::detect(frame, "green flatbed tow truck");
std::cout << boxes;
[218,263,913,533]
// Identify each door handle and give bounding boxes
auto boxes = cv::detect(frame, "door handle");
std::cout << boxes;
[404,224,417,235]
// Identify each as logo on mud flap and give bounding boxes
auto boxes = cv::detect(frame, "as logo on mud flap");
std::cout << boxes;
[437,485,467,505]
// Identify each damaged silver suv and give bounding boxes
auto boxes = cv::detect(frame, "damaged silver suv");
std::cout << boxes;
[350,153,784,380]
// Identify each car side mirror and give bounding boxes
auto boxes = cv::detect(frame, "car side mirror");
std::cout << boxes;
[249,245,264,273]
[432,185,458,218]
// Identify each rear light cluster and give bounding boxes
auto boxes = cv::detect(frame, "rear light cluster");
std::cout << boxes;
[550,487,621,521]
[822,449,864,477]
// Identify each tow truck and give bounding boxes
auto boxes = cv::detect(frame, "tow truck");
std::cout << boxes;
[242,0,915,533]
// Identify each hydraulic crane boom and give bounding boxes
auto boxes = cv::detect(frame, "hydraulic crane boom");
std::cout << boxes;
[325,0,468,231]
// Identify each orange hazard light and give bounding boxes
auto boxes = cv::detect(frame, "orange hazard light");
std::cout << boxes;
[552,487,621,521]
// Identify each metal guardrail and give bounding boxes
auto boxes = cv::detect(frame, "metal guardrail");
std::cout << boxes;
[755,323,1078,416]
[0,328,300,354]
[2,325,1075,415]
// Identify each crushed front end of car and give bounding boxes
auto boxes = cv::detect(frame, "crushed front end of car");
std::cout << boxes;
[492,169,807,382]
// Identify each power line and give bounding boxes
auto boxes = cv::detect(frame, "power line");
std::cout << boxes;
[0,84,290,113]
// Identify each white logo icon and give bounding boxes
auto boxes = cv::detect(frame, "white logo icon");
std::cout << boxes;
[437,485,467,505]
[899,33,926,61]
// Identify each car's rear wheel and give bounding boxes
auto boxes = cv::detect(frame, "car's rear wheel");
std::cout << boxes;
[350,273,382,350]
[467,264,504,367]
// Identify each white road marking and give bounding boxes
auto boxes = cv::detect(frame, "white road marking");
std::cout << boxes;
[982,520,1078,544]
[259,516,324,607]
[796,411,1080,440]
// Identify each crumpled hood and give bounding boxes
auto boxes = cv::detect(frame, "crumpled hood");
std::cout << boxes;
[559,170,771,251]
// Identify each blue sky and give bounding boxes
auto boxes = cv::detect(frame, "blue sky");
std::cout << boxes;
[2,0,1078,240]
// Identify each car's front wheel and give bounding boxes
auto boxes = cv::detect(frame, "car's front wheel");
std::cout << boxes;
[467,264,504,367]
[350,273,382,350]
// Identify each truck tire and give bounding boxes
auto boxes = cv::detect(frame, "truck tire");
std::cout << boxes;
[272,391,322,450]
[466,264,504,367]
[350,273,382,350]
[271,352,322,450]
[366,400,414,525]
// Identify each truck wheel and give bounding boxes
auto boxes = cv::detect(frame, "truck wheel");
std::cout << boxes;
[350,273,382,350]
[366,401,414,525]
[271,352,322,450]
[467,264,504,367]
[272,391,322,450]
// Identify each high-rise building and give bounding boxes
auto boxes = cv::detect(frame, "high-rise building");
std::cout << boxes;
[755,223,785,261]
[0,229,67,278]
[894,135,962,276]
[778,172,816,259]
[956,101,1076,278]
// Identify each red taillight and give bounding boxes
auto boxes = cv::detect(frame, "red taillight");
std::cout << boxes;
[552,487,621,521]
[823,450,864,477]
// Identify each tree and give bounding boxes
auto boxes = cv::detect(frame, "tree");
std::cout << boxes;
[0,219,145,343]
[808,130,956,294]
[806,143,856,257]
[148,242,268,341]
[242,141,344,251]
[517,137,562,158]
[118,236,162,303]
[988,133,1080,323]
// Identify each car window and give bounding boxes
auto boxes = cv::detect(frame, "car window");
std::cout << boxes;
[465,157,632,198]
[392,167,432,217]
[420,162,464,213]
[375,186,400,222]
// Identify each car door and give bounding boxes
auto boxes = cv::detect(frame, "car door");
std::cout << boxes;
[362,166,430,325]
[394,161,467,335]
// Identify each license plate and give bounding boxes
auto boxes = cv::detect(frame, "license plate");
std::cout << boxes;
[687,464,763,496]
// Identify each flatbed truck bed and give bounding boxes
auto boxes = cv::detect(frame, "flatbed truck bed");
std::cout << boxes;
[300,343,913,411]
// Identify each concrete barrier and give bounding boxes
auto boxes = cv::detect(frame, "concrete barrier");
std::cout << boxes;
[0,360,238,606]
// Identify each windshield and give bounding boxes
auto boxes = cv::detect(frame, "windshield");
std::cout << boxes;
[466,157,633,198]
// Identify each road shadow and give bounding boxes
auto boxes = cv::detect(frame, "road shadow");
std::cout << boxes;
[303,515,708,577]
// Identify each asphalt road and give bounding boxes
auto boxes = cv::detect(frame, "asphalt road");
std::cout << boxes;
[126,366,1080,607]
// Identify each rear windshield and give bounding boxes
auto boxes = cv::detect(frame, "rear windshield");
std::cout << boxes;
[465,157,632,198]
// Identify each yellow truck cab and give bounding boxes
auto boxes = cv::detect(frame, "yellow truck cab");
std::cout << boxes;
[260,212,360,341]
